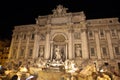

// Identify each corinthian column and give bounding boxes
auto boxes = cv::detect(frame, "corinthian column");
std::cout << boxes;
[67,23,74,59]
[106,30,114,59]
[81,29,89,59]
[8,35,15,59]
[24,34,30,58]
[33,31,39,59]
[94,30,101,59]
[16,35,22,59]
[44,26,51,59]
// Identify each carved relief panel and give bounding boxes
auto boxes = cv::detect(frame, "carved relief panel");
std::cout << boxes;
[74,32,81,39]
[40,33,46,41]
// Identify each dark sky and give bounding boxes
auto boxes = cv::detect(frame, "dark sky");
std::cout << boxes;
[0,0,120,40]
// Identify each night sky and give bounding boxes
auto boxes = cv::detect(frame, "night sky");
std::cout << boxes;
[0,0,120,40]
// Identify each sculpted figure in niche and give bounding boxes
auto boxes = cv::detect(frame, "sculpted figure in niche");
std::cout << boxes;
[54,45,62,60]
[38,46,44,57]
[75,44,82,57]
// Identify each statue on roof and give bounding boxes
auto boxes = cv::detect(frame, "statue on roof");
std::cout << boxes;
[52,5,68,17]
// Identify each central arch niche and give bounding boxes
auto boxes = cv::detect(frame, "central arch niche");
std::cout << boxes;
[53,34,66,42]
[51,34,67,61]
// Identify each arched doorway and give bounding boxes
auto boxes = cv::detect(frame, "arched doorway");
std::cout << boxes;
[51,34,67,61]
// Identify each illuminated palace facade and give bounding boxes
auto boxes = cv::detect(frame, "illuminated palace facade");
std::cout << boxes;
[9,5,120,71]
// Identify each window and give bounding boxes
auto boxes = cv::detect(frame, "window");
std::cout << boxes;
[88,31,94,40]
[89,31,93,37]
[102,47,107,55]
[111,29,115,36]
[23,34,26,40]
[114,47,120,55]
[29,49,33,56]
[20,49,24,56]
[100,30,104,37]
[31,33,34,40]
[90,48,95,56]
[111,29,117,38]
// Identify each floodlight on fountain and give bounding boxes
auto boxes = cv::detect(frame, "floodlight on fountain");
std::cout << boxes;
[51,63,60,66]
[53,63,58,66]
[26,75,34,80]
[100,69,104,72]
[67,69,75,73]
[65,65,68,70]
[50,60,64,67]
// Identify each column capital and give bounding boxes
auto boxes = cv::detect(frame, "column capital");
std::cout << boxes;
[105,30,110,33]
[68,23,74,33]
[46,29,51,34]
[34,31,39,35]
[94,30,99,33]
[50,41,54,43]
[81,28,87,33]
[45,25,51,34]
[68,28,74,33]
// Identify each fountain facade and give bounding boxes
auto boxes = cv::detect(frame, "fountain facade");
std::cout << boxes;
[1,5,120,80]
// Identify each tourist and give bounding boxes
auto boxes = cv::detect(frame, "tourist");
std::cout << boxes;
[10,75,18,80]
[97,72,111,80]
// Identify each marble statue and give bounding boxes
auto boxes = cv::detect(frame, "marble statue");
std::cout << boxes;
[75,44,82,57]
[54,46,62,60]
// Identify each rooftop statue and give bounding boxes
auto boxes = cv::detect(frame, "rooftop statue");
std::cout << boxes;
[52,5,68,17]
